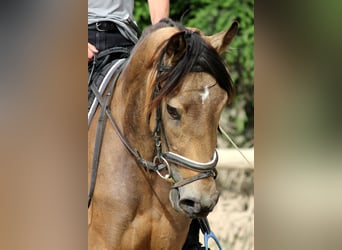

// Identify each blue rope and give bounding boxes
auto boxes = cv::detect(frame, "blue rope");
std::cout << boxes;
[199,218,223,250]
[204,230,222,250]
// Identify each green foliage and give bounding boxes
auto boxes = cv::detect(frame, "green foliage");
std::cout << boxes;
[134,0,254,148]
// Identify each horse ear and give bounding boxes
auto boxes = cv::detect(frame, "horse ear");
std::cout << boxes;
[165,31,187,63]
[208,21,238,54]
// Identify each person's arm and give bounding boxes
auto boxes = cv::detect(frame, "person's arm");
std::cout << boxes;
[147,0,169,24]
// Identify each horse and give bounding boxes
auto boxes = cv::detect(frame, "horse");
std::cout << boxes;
[88,18,238,250]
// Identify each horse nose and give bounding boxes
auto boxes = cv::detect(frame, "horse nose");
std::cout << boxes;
[179,192,219,217]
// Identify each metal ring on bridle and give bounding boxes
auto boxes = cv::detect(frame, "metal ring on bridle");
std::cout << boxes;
[153,156,172,180]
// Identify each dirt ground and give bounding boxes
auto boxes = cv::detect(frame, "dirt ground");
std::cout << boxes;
[200,168,254,250]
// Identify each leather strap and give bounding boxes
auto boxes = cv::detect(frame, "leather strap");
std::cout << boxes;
[88,62,125,208]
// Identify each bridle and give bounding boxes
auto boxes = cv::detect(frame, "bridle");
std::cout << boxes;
[88,34,221,207]
[106,65,219,188]
[148,78,218,188]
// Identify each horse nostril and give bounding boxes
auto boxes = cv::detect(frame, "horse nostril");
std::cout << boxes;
[179,198,201,215]
[178,195,218,217]
[180,199,195,208]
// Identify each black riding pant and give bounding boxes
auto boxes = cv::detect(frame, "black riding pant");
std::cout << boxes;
[88,22,134,82]
[88,21,134,69]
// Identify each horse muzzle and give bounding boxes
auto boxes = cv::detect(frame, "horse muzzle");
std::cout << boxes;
[169,187,220,218]
[166,150,220,217]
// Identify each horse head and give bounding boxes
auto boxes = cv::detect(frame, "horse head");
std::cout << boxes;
[121,19,238,218]
[144,19,238,218]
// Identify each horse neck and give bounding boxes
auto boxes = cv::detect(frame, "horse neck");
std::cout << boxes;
[111,59,155,160]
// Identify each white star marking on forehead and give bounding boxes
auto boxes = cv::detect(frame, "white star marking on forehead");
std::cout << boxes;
[200,85,210,104]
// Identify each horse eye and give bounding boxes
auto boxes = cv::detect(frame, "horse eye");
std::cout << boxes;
[166,104,181,120]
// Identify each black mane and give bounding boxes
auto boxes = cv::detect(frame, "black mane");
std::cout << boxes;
[150,18,234,109]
